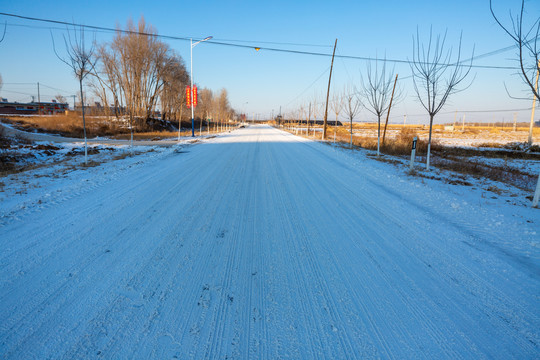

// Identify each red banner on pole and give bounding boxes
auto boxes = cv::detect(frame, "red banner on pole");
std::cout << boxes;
[193,85,198,107]
[186,86,191,108]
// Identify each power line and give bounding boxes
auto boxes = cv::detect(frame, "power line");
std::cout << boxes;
[40,83,73,94]
[208,38,333,48]
[0,12,191,41]
[0,12,522,70]
[1,89,34,96]
[284,66,330,108]
[0,89,59,98]
[2,82,74,94]
[5,22,334,48]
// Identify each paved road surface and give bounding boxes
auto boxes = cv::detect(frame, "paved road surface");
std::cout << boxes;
[0,125,538,359]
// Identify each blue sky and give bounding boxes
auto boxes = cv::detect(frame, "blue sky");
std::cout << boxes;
[1,0,539,124]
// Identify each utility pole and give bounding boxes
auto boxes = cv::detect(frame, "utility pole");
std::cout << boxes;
[323,39,338,140]
[462,114,466,131]
[513,112,517,132]
[403,114,407,127]
[307,102,311,136]
[190,38,194,136]
[382,73,398,146]
[37,82,41,115]
[528,60,539,146]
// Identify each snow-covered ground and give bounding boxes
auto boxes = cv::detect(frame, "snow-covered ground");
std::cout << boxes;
[352,127,540,147]
[0,125,538,359]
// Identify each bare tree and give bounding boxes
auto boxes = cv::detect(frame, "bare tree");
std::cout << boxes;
[95,44,124,119]
[103,17,171,144]
[52,25,97,164]
[55,94,67,104]
[197,87,214,129]
[88,64,112,117]
[215,88,232,132]
[359,58,396,156]
[411,27,473,170]
[160,53,189,123]
[342,84,362,148]
[490,0,539,145]
[330,91,343,142]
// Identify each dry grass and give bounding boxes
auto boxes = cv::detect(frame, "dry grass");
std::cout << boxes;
[430,156,537,191]
[1,115,232,140]
[285,124,540,191]
[324,126,435,156]
[1,114,127,138]
[112,131,186,140]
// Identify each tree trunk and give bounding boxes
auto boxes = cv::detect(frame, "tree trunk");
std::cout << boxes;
[426,113,434,170]
[79,79,88,164]
[377,114,381,156]
[350,117,353,148]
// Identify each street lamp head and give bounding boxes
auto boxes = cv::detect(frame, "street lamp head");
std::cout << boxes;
[192,36,213,48]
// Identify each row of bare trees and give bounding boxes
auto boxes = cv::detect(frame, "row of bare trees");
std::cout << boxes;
[53,17,235,132]
[290,26,471,166]
[292,28,471,168]
[288,0,538,170]
[93,17,175,124]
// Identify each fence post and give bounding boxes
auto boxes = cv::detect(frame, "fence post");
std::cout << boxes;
[409,136,418,171]
[533,169,540,208]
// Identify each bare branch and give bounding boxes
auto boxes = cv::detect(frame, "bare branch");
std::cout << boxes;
[410,27,474,169]
[51,24,98,163]
[490,0,540,102]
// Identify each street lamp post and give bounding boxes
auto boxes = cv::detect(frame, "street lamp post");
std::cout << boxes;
[190,36,212,137]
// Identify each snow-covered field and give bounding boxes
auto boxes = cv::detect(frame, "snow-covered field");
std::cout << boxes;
[352,127,540,147]
[0,125,538,359]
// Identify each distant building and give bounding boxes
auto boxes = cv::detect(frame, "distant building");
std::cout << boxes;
[0,99,69,115]
[308,120,343,126]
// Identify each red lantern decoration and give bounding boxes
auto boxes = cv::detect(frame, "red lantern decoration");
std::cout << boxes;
[186,86,191,108]
[193,85,198,107]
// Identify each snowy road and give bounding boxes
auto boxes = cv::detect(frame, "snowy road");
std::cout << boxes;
[1,125,538,359]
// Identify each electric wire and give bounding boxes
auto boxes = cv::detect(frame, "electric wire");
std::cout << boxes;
[0,12,522,70]
[284,66,330,108]
[4,22,333,48]
[1,12,536,118]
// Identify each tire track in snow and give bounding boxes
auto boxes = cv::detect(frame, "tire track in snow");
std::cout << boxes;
[1,125,537,359]
[274,126,540,358]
